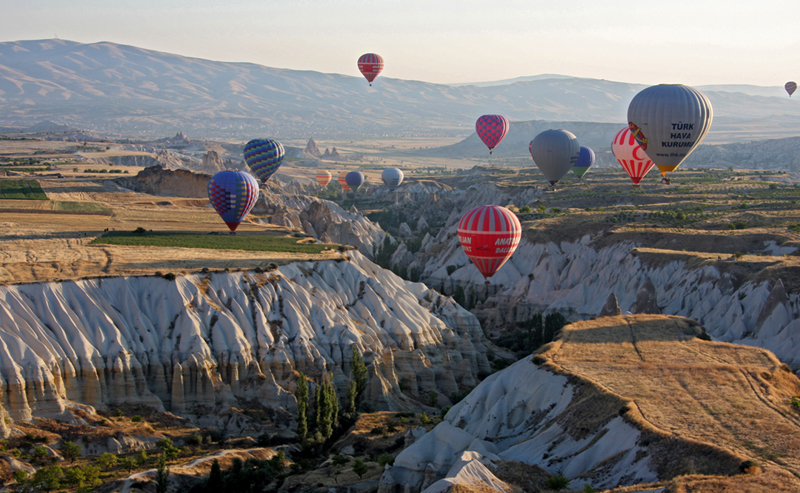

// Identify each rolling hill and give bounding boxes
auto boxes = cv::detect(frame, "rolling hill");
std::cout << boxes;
[1,39,800,140]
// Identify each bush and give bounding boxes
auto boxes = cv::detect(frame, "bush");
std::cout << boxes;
[131,415,143,422]
[519,205,532,213]
[545,473,570,490]
[791,396,800,410]
[377,453,394,467]
[162,272,176,281]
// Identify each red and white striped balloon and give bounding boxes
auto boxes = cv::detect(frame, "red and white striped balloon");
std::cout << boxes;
[612,127,655,185]
[358,53,384,86]
[457,205,521,282]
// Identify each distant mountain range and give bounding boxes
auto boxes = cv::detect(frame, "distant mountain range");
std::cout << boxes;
[1,39,799,141]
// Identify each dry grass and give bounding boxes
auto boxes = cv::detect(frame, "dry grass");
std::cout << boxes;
[539,315,800,483]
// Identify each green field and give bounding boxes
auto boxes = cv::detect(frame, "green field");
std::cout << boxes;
[0,180,48,200]
[91,230,338,254]
[51,201,113,214]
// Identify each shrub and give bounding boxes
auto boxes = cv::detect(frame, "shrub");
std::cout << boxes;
[519,205,532,213]
[377,453,394,467]
[162,272,176,281]
[545,473,570,490]
[352,459,369,479]
[791,396,800,410]
[131,415,143,422]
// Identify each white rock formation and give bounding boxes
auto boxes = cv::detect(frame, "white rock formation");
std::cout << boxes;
[414,232,800,373]
[0,253,490,436]
[256,191,386,259]
[384,356,659,493]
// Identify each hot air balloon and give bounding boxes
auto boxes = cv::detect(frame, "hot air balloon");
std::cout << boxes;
[475,115,509,155]
[786,82,797,97]
[358,53,384,86]
[346,171,365,192]
[315,170,332,187]
[244,139,284,183]
[572,146,595,179]
[458,205,521,285]
[207,170,259,232]
[381,168,404,191]
[612,127,656,186]
[627,84,713,183]
[529,129,580,187]
[338,171,351,192]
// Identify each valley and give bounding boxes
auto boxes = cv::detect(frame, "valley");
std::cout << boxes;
[0,129,798,493]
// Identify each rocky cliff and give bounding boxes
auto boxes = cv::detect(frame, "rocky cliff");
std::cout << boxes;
[0,253,490,437]
[381,315,800,493]
[114,165,211,197]
[403,208,800,373]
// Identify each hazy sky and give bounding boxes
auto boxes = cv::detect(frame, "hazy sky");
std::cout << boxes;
[2,0,799,86]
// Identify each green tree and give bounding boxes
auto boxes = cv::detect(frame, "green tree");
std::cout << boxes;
[31,465,63,491]
[453,285,466,307]
[204,459,225,492]
[377,453,394,467]
[315,374,339,440]
[346,379,358,416]
[157,437,180,461]
[544,312,567,345]
[63,466,86,487]
[96,452,118,470]
[136,449,149,466]
[352,458,369,479]
[268,450,285,474]
[545,473,570,491]
[156,456,169,493]
[61,441,81,463]
[351,347,368,407]
[120,456,137,474]
[332,454,349,469]
[297,373,309,439]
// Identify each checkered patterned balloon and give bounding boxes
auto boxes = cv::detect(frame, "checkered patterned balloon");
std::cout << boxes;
[244,139,284,183]
[475,115,509,154]
[207,170,259,231]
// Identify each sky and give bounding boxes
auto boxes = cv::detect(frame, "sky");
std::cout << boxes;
[2,0,799,86]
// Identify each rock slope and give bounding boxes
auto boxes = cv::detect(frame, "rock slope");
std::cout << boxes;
[380,315,800,493]
[0,252,490,436]
[406,221,800,373]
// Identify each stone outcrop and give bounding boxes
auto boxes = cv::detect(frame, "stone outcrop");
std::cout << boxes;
[304,138,321,157]
[200,150,226,174]
[409,227,800,372]
[632,277,660,314]
[0,253,490,436]
[599,292,621,316]
[382,316,800,493]
[114,165,211,197]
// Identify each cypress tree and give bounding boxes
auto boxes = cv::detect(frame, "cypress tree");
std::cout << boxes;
[351,347,368,406]
[297,373,309,439]
[346,379,357,416]
[204,459,224,493]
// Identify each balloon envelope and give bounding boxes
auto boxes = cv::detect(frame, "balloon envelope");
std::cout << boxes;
[358,53,384,85]
[315,170,332,187]
[627,84,713,176]
[244,139,284,183]
[475,115,509,154]
[457,205,521,281]
[345,171,365,191]
[612,127,655,185]
[338,171,351,191]
[786,82,797,97]
[381,168,404,190]
[207,170,259,231]
[572,146,595,179]
[529,129,580,185]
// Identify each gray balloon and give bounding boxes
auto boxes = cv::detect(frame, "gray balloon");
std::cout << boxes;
[627,84,713,173]
[381,168,404,190]
[528,129,580,185]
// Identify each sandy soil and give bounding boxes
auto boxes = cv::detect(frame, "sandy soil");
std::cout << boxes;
[542,315,800,490]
